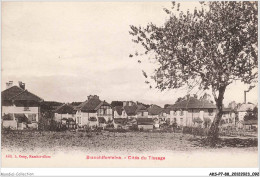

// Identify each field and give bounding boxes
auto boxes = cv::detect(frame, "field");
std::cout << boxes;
[1,130,258,154]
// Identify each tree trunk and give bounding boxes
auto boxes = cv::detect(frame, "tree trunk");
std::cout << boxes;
[208,85,226,147]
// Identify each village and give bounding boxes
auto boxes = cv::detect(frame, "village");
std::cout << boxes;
[1,81,258,136]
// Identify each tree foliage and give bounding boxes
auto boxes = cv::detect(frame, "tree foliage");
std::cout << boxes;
[129,1,258,144]
[129,1,257,101]
[244,106,258,121]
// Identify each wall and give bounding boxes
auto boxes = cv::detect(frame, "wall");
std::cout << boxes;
[114,110,127,119]
[54,113,75,122]
[2,106,39,122]
[168,109,218,127]
[2,120,17,129]
[76,111,98,127]
[136,111,148,118]
[238,112,247,122]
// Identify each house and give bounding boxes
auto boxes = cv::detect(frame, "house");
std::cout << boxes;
[115,103,150,129]
[75,95,112,128]
[147,104,166,128]
[147,104,163,119]
[167,97,217,128]
[124,105,138,119]
[243,119,258,131]
[220,107,236,128]
[113,106,127,119]
[54,104,77,129]
[137,118,154,130]
[1,81,43,130]
[237,103,255,122]
[54,104,76,122]
[113,118,128,129]
[113,106,128,128]
[136,104,149,118]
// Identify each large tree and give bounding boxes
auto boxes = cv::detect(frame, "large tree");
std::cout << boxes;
[129,1,258,145]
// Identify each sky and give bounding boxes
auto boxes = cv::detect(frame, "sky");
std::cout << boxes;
[1,2,258,107]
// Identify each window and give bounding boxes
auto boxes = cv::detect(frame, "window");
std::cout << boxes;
[89,117,97,121]
[179,110,184,116]
[208,109,213,116]
[180,118,183,125]
[28,114,36,122]
[173,111,177,116]
[174,118,177,123]
[24,107,30,111]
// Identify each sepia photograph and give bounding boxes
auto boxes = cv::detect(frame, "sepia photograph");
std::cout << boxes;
[1,0,259,172]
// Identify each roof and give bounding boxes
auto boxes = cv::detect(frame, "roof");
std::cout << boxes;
[2,86,24,100]
[76,97,110,112]
[147,105,163,115]
[1,86,43,102]
[169,97,216,110]
[163,108,171,114]
[124,105,138,116]
[136,104,148,112]
[237,103,255,112]
[137,118,154,125]
[55,104,76,114]
[114,118,128,124]
[113,106,123,115]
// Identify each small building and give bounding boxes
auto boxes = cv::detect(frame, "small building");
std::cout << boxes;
[167,97,217,127]
[124,105,138,118]
[75,95,112,128]
[220,107,236,128]
[1,81,43,130]
[237,103,255,122]
[243,119,258,131]
[113,106,127,119]
[54,104,76,123]
[137,118,154,130]
[113,118,128,129]
[136,104,149,118]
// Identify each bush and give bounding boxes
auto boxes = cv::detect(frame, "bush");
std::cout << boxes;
[129,125,139,131]
[182,126,208,136]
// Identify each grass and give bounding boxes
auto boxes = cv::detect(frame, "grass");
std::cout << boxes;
[1,130,258,153]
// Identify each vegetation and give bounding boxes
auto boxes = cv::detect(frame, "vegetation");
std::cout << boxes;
[129,1,258,146]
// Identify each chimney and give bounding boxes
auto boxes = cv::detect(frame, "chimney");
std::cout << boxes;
[244,91,247,104]
[18,81,25,90]
[6,81,13,89]
[88,95,99,100]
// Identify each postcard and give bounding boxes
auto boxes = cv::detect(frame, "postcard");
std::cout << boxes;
[1,1,258,172]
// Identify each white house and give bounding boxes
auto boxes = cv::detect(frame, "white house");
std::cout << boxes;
[113,106,127,119]
[54,103,76,124]
[75,95,112,128]
[1,81,43,130]
[236,103,256,128]
[237,103,255,121]
[167,97,217,128]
